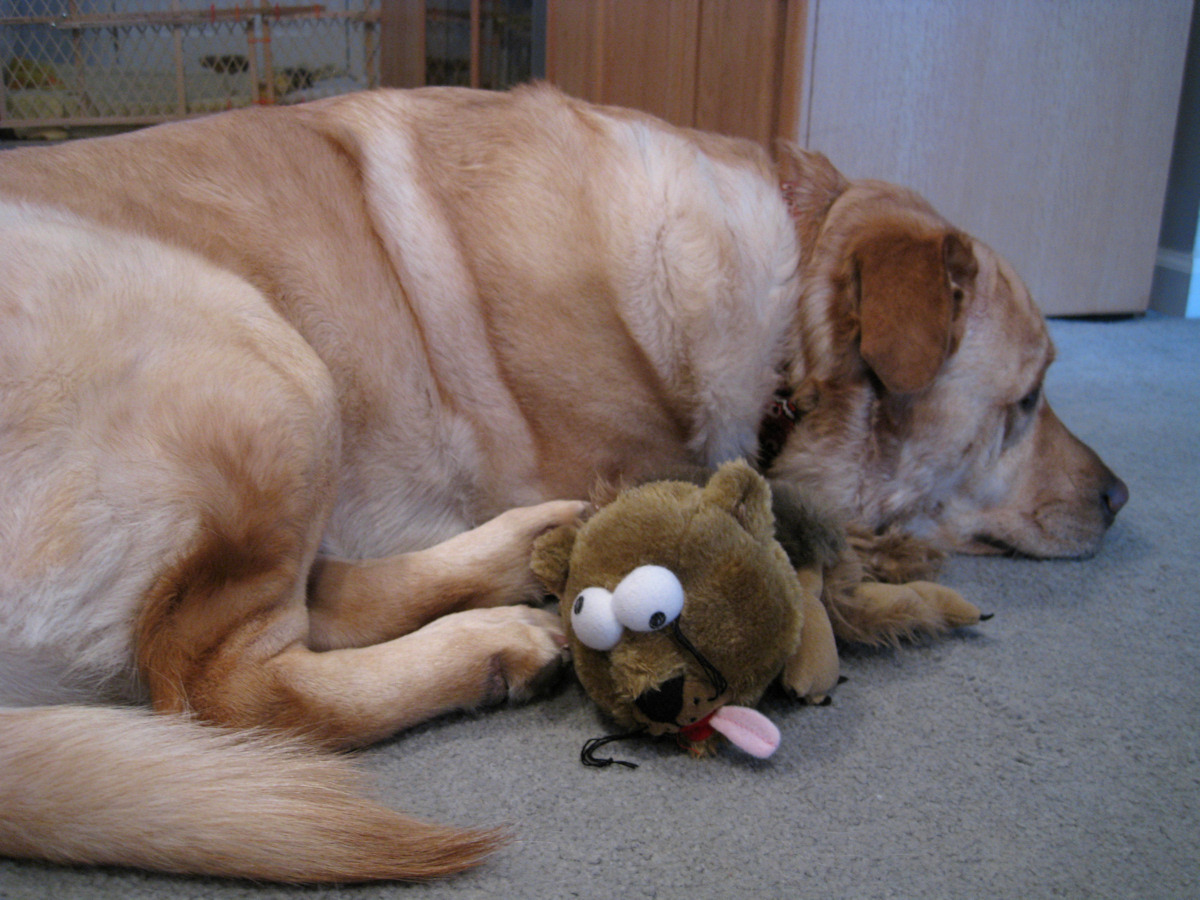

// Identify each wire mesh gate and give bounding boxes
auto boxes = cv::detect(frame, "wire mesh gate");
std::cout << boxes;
[1,2,380,133]
[423,0,533,90]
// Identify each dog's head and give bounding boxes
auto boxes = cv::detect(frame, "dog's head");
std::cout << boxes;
[769,147,1127,558]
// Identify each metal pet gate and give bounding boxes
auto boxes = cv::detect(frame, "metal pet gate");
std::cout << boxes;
[1,2,380,132]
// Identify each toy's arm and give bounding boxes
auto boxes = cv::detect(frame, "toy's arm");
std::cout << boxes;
[780,566,841,703]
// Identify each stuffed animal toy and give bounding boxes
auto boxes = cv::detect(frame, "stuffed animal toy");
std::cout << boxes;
[531,461,843,762]
[530,460,984,766]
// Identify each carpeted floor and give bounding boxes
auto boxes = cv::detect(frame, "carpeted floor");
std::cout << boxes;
[1,315,1196,900]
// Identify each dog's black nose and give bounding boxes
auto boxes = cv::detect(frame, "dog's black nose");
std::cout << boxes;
[634,675,686,724]
[1101,476,1129,524]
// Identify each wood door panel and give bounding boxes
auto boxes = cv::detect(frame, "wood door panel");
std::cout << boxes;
[547,0,804,146]
[694,0,786,144]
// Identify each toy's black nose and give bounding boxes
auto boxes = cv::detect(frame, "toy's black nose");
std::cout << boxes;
[635,675,685,724]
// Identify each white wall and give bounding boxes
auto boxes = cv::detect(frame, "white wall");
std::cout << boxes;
[801,0,1192,316]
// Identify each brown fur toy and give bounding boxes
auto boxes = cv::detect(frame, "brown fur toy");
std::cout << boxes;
[532,461,838,762]
[531,461,985,764]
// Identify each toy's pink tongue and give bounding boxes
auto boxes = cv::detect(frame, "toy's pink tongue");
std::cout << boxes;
[680,706,780,758]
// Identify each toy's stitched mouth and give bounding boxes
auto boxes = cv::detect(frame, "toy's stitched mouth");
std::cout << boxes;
[668,620,728,701]
[631,622,729,727]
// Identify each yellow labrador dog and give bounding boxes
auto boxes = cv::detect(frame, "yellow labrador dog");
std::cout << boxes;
[0,85,1124,881]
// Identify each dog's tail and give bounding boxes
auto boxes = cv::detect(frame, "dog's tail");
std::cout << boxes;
[0,705,506,882]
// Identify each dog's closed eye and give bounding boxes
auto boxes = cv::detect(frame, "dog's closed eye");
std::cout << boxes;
[1012,386,1041,417]
[1017,384,1042,416]
[1002,381,1044,449]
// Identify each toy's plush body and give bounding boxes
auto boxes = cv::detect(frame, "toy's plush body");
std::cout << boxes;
[531,461,983,760]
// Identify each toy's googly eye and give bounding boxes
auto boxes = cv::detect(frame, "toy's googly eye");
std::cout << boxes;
[571,587,622,651]
[611,565,684,632]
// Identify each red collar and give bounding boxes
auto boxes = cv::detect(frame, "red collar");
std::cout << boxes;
[755,392,799,472]
[781,180,803,219]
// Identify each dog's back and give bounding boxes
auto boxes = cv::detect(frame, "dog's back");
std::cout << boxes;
[0,86,802,551]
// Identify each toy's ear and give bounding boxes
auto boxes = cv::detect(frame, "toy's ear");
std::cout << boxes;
[702,460,775,542]
[530,523,579,597]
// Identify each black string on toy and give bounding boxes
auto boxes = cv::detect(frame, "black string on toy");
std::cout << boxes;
[670,621,728,701]
[580,731,644,769]
[579,620,728,770]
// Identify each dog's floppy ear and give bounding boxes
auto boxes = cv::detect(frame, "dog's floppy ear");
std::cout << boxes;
[530,523,579,597]
[855,228,977,394]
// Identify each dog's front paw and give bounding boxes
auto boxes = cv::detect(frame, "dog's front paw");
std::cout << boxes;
[469,606,571,706]
[853,580,984,642]
[902,581,984,628]
[464,500,589,608]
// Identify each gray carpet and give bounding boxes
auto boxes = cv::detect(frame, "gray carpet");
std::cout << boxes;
[1,315,1197,900]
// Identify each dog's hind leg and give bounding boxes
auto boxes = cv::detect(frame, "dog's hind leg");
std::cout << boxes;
[305,498,586,651]
[140,541,573,749]
[4,223,570,751]
[134,372,574,748]
[130,346,572,747]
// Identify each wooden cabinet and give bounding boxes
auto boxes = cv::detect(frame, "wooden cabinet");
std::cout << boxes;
[545,0,805,147]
